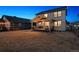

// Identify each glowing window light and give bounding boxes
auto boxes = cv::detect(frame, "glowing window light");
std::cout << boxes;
[44,14,48,17]
[58,11,62,16]
[74,25,76,27]
[78,25,79,27]
[58,21,61,26]
[45,22,49,27]
[54,22,57,26]
[37,22,42,26]
[54,12,57,17]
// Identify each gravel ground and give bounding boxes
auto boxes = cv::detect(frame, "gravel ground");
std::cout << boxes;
[0,30,79,52]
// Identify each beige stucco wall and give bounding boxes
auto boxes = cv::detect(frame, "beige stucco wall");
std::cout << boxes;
[47,10,66,31]
[3,17,11,30]
[5,21,11,30]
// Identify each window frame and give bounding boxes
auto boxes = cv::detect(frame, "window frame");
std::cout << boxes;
[53,11,62,17]
[58,21,61,26]
[45,22,50,27]
[54,12,58,17]
[54,21,58,27]
[58,11,62,17]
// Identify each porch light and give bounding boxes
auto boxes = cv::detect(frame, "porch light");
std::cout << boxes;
[44,14,48,17]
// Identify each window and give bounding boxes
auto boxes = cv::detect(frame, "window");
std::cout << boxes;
[54,22,57,26]
[37,22,43,28]
[37,22,43,26]
[44,14,48,17]
[78,25,79,27]
[45,22,49,27]
[54,12,57,17]
[38,22,42,26]
[58,21,61,26]
[58,11,62,16]
[74,25,76,27]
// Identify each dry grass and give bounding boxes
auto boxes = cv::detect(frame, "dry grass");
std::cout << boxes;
[0,30,79,52]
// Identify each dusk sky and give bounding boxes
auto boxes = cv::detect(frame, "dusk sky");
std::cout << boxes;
[0,6,79,22]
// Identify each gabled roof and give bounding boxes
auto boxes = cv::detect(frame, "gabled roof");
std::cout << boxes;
[2,15,31,23]
[36,6,67,15]
[0,19,5,22]
[73,21,79,24]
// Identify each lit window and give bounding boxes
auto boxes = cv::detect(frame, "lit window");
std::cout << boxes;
[78,25,79,27]
[54,12,57,17]
[58,21,61,26]
[58,11,62,16]
[74,25,76,27]
[42,21,44,24]
[37,22,42,26]
[44,14,48,17]
[38,22,41,25]
[45,22,49,27]
[54,22,57,26]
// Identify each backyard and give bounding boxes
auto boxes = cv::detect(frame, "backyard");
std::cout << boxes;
[0,30,79,52]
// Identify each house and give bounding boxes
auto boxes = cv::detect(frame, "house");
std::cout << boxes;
[0,15,31,31]
[32,7,67,31]
[0,19,6,31]
[71,21,79,30]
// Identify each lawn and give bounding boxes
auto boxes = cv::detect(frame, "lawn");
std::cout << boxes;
[0,30,79,52]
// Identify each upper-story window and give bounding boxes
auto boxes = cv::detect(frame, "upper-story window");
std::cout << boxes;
[54,11,62,17]
[58,11,62,16]
[54,12,57,17]
[78,25,79,27]
[74,25,76,27]
[44,14,48,17]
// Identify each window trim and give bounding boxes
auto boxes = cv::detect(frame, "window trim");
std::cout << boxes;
[54,12,57,17]
[53,11,62,17]
[58,11,62,17]
[58,21,61,26]
[54,21,58,27]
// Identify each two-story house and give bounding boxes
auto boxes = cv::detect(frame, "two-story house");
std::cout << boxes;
[32,7,67,31]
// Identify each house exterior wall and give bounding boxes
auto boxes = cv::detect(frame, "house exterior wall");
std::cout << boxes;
[9,22,31,30]
[2,16,31,31]
[48,10,66,31]
[32,9,67,31]
[5,21,11,30]
[3,17,11,30]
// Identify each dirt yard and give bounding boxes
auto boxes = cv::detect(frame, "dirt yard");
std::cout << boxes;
[0,30,79,52]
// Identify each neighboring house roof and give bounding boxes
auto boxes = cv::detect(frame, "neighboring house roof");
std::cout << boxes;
[71,21,79,25]
[74,21,79,24]
[2,15,31,23]
[36,6,67,15]
[0,19,5,22]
